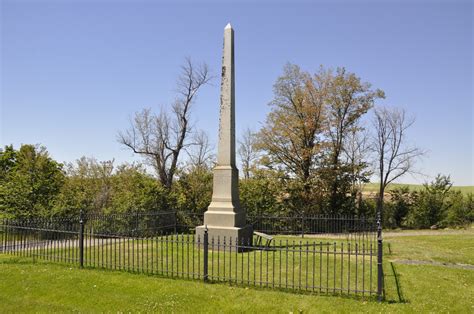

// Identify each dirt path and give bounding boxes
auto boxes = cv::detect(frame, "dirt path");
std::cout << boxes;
[383,229,473,238]
[391,259,474,270]
[280,229,472,239]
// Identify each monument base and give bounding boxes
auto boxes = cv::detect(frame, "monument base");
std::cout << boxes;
[195,224,253,252]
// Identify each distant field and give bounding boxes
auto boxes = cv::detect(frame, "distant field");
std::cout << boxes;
[363,183,474,195]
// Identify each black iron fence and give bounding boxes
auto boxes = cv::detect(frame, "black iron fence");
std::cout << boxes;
[77,211,376,239]
[0,212,383,300]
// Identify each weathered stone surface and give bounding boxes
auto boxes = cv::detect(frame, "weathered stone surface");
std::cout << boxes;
[196,23,253,248]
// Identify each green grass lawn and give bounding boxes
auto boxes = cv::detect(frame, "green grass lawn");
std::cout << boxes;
[1,229,473,312]
[385,233,474,265]
[363,183,474,194]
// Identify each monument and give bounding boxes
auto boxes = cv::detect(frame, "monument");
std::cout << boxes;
[195,23,253,247]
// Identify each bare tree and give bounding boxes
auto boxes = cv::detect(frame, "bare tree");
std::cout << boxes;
[185,130,214,170]
[238,128,258,179]
[372,106,424,220]
[118,58,211,189]
[342,126,372,204]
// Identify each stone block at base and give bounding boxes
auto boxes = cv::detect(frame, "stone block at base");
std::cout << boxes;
[195,224,253,252]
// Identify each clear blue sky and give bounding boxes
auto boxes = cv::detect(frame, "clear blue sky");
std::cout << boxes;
[1,0,472,185]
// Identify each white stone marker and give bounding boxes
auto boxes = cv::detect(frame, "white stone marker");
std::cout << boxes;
[196,23,253,248]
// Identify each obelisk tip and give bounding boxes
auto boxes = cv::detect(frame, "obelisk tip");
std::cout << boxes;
[225,23,232,29]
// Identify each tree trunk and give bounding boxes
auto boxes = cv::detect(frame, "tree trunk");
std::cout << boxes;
[377,178,384,226]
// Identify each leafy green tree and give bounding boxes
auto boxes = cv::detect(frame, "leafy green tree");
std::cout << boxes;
[54,158,171,218]
[173,165,213,214]
[169,163,213,230]
[405,175,452,228]
[255,64,328,216]
[357,197,377,218]
[0,144,64,218]
[323,67,384,214]
[53,157,114,217]
[111,163,171,214]
[443,192,473,228]
[384,186,414,228]
[0,145,17,181]
[240,169,284,217]
[256,64,325,186]
[256,64,379,215]
[173,129,215,215]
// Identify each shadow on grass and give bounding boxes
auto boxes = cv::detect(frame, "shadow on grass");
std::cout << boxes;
[384,261,408,304]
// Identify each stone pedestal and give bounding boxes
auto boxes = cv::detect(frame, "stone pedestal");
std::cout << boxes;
[195,225,253,249]
[196,23,252,249]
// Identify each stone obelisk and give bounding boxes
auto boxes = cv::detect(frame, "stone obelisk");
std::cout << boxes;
[196,23,253,246]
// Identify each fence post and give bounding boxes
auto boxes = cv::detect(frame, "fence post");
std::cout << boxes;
[301,215,305,238]
[174,211,178,234]
[1,218,5,253]
[79,210,84,268]
[203,225,209,282]
[1,218,6,253]
[377,212,383,301]
[135,212,139,235]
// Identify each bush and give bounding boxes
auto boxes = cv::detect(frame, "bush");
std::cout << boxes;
[240,170,283,216]
[384,187,413,228]
[53,159,172,219]
[173,165,213,214]
[404,175,473,229]
[443,192,474,228]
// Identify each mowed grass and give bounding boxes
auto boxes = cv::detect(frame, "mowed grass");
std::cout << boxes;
[385,232,474,265]
[363,182,474,194]
[1,230,473,313]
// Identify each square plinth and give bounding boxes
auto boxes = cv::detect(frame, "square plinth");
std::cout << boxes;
[195,224,253,252]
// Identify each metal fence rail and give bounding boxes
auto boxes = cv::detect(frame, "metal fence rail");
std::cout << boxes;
[74,211,377,241]
[0,213,383,300]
